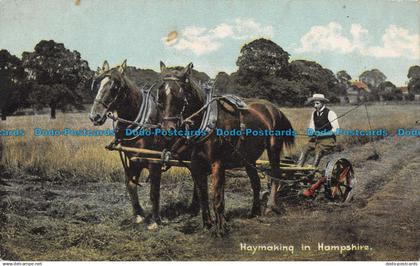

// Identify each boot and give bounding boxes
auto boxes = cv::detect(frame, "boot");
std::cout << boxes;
[303,176,326,197]
[297,150,309,166]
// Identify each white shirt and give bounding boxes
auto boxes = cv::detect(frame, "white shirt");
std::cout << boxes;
[308,106,339,133]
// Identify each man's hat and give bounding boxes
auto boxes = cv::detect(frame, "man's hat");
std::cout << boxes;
[306,93,329,104]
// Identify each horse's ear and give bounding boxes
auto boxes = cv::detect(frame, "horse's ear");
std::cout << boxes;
[102,60,110,72]
[182,62,194,76]
[160,61,166,72]
[119,59,127,73]
[96,66,102,74]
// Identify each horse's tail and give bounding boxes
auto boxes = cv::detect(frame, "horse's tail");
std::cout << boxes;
[277,110,295,150]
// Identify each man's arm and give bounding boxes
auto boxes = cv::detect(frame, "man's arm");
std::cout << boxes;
[307,111,316,139]
[328,110,339,132]
[308,111,315,131]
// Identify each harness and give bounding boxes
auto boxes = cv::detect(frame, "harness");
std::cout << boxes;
[162,79,249,148]
[219,94,248,110]
[126,84,157,131]
[188,81,218,143]
[103,83,160,143]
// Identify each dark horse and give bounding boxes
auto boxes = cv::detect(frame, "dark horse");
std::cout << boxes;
[158,62,295,235]
[89,60,169,229]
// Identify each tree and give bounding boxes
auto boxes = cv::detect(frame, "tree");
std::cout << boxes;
[287,60,341,101]
[0,50,25,120]
[378,81,402,101]
[336,70,352,83]
[264,77,309,106]
[408,65,420,78]
[407,65,420,95]
[214,72,231,94]
[236,38,290,78]
[223,38,344,106]
[336,70,352,98]
[232,38,306,105]
[359,69,387,90]
[227,72,309,106]
[125,66,160,87]
[22,40,93,119]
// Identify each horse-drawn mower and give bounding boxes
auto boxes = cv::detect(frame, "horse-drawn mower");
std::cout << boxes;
[107,144,356,203]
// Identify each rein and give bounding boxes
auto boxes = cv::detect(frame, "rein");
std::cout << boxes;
[92,74,161,141]
[106,83,161,141]
[162,76,223,129]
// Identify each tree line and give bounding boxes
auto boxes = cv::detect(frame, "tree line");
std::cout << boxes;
[1,39,419,120]
[0,40,93,120]
[214,38,420,105]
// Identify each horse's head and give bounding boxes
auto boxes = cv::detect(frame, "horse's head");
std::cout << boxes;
[158,61,198,131]
[89,60,128,125]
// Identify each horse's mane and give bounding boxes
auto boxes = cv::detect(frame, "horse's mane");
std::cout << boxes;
[188,76,206,104]
[122,74,141,94]
[108,69,142,110]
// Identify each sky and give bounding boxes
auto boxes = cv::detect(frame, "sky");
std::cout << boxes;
[0,0,419,86]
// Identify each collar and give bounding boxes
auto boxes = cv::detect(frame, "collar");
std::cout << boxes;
[315,105,326,115]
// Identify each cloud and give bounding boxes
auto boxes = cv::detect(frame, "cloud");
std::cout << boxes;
[367,25,420,58]
[296,22,354,53]
[163,18,274,55]
[296,22,419,59]
[233,18,274,40]
[209,23,234,39]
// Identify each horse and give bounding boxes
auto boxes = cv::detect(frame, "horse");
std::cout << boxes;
[158,62,295,235]
[89,60,198,229]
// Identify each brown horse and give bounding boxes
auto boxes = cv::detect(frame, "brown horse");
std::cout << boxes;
[158,62,295,235]
[89,60,200,229]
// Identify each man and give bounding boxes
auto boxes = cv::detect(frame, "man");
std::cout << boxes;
[298,94,339,197]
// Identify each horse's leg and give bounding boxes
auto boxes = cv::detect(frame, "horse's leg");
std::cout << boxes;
[245,164,262,217]
[188,182,200,216]
[211,160,228,236]
[125,162,145,223]
[190,155,212,229]
[192,172,212,228]
[266,138,282,215]
[147,163,162,230]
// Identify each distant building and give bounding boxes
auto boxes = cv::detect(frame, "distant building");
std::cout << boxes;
[403,86,420,101]
[399,86,409,101]
[347,80,370,104]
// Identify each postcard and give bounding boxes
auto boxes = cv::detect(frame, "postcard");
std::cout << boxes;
[0,0,419,263]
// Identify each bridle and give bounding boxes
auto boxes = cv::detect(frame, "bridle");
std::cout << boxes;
[91,75,126,115]
[161,76,190,128]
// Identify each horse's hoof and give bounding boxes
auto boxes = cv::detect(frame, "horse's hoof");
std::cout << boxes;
[134,215,145,224]
[147,222,158,230]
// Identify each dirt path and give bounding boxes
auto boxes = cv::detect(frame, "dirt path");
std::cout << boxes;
[1,136,419,260]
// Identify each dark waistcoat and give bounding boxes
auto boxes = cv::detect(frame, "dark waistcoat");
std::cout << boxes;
[314,107,335,139]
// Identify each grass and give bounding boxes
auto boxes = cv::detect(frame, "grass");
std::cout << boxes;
[1,113,122,181]
[1,103,419,261]
[0,103,419,180]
